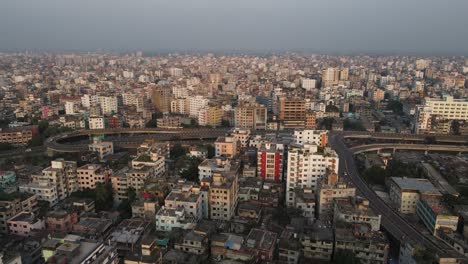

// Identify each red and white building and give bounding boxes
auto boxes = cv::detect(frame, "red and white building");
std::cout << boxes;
[257,142,284,182]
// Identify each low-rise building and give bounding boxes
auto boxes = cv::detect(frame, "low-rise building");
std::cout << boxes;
[174,230,209,255]
[300,220,334,261]
[208,173,239,221]
[0,171,16,189]
[155,206,196,232]
[19,182,59,206]
[46,210,78,233]
[77,164,108,190]
[416,199,459,235]
[334,197,381,231]
[42,234,117,264]
[387,177,442,214]
[88,138,114,160]
[335,224,389,264]
[0,192,38,234]
[7,212,45,236]
[245,228,277,261]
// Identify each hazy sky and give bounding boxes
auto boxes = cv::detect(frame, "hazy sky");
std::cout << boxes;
[2,0,468,55]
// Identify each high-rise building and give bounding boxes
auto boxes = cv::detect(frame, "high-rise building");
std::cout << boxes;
[234,102,267,130]
[77,164,108,190]
[415,96,468,134]
[188,96,210,118]
[257,142,284,182]
[208,173,239,221]
[39,160,78,201]
[321,68,340,87]
[151,86,172,113]
[98,96,118,115]
[198,105,223,127]
[340,68,349,81]
[301,78,317,90]
[305,111,317,129]
[278,97,306,128]
[286,132,339,212]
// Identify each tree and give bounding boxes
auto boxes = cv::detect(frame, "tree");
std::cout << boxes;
[221,119,231,128]
[28,135,44,147]
[206,145,215,158]
[451,120,460,135]
[38,120,50,133]
[118,187,137,219]
[319,118,335,130]
[333,250,361,264]
[0,143,13,151]
[326,104,340,113]
[95,183,113,211]
[145,119,157,128]
[180,157,203,182]
[344,118,366,131]
[362,166,386,185]
[171,143,187,159]
[386,100,403,115]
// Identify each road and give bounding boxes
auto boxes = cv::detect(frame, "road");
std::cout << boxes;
[330,133,458,257]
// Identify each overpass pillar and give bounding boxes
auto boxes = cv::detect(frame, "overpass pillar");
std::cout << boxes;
[392,148,396,154]
[46,148,55,157]
[377,148,381,154]
[424,150,429,155]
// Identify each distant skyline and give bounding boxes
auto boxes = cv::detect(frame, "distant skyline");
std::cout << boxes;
[2,0,468,55]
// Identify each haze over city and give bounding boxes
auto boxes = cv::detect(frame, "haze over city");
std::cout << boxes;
[2,0,468,55]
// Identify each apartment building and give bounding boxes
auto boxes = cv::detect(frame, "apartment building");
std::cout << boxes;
[278,97,306,128]
[387,177,442,214]
[19,182,59,206]
[88,138,114,160]
[416,96,468,134]
[335,224,389,264]
[234,102,267,130]
[39,160,78,201]
[208,173,239,221]
[286,144,338,208]
[77,164,108,190]
[198,105,223,127]
[164,185,203,220]
[0,193,38,234]
[293,130,328,146]
[0,125,38,145]
[334,198,381,232]
[317,172,356,219]
[257,142,284,182]
[88,116,106,130]
[7,212,45,236]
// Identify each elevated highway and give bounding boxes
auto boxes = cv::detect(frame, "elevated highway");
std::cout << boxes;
[350,143,468,154]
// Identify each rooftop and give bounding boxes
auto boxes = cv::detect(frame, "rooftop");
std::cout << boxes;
[390,177,441,195]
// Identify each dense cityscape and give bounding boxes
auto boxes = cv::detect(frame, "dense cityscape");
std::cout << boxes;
[0,52,466,264]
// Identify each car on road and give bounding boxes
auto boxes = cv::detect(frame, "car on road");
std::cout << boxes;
[25,148,32,152]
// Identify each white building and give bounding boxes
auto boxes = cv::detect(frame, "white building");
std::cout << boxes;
[301,78,317,90]
[415,96,468,133]
[155,206,196,232]
[286,143,339,208]
[64,101,79,115]
[19,182,59,206]
[98,96,118,115]
[81,94,99,108]
[88,138,114,160]
[293,130,328,146]
[188,96,209,118]
[169,67,183,77]
[89,116,105,130]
